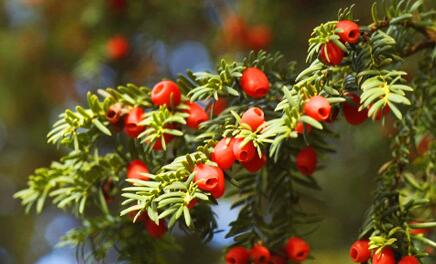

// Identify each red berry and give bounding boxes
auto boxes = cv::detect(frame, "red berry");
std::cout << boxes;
[193,164,224,192]
[151,133,175,151]
[187,199,197,209]
[210,98,228,116]
[128,210,148,222]
[240,107,265,131]
[372,247,395,264]
[296,147,317,176]
[127,160,149,181]
[186,102,208,129]
[212,138,236,170]
[223,15,248,46]
[303,96,332,121]
[124,107,145,138]
[295,121,312,134]
[232,138,256,162]
[285,237,310,262]
[409,221,429,235]
[375,105,390,120]
[250,244,271,264]
[145,218,167,239]
[336,20,360,44]
[151,80,181,108]
[210,170,225,199]
[240,67,270,98]
[241,152,267,173]
[319,42,344,65]
[326,107,339,123]
[106,36,129,60]
[225,246,250,264]
[398,256,419,264]
[244,25,272,51]
[349,240,371,263]
[343,93,368,125]
[269,255,287,264]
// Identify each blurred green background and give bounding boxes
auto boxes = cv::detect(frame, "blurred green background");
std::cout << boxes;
[0,0,409,263]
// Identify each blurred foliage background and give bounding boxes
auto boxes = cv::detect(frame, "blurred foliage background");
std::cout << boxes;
[0,0,425,263]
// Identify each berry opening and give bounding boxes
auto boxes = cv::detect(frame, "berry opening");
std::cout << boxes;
[107,110,116,118]
[318,108,328,119]
[348,30,359,41]
[296,251,307,259]
[350,248,358,260]
[239,151,249,161]
[253,107,263,117]
[205,178,218,188]
[153,83,165,96]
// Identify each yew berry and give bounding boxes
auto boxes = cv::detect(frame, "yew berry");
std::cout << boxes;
[186,102,208,129]
[269,255,287,264]
[349,240,371,263]
[326,107,339,123]
[127,160,149,181]
[409,221,428,235]
[296,147,317,176]
[124,107,145,138]
[372,247,395,264]
[106,36,129,60]
[320,42,344,66]
[128,210,148,222]
[244,25,272,51]
[225,246,250,264]
[250,244,271,264]
[232,138,256,162]
[241,152,267,173]
[145,218,167,239]
[241,107,265,131]
[336,20,360,44]
[375,105,390,120]
[193,164,224,192]
[223,15,247,46]
[212,138,236,170]
[210,170,225,199]
[303,95,332,121]
[240,67,270,98]
[285,237,310,262]
[187,199,197,209]
[106,103,123,125]
[343,93,368,125]
[151,133,175,151]
[151,80,181,108]
[295,121,312,134]
[210,98,228,116]
[398,256,419,264]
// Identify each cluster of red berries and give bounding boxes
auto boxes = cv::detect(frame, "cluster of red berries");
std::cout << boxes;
[107,80,209,150]
[225,237,310,264]
[212,107,267,174]
[223,15,272,51]
[319,20,360,66]
[349,240,420,264]
[106,35,129,60]
[128,211,167,239]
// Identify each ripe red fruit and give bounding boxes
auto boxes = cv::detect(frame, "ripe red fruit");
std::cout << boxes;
[151,133,175,151]
[193,164,224,192]
[372,247,395,264]
[232,138,256,162]
[106,103,123,125]
[151,80,181,108]
[349,240,371,263]
[223,15,247,46]
[124,107,145,138]
[343,93,368,125]
[303,96,332,121]
[250,244,271,264]
[319,42,344,65]
[295,121,312,134]
[240,107,265,131]
[409,221,429,235]
[128,210,148,222]
[225,246,250,264]
[269,255,287,264]
[186,102,208,129]
[145,218,167,239]
[210,170,225,199]
[127,160,149,181]
[244,25,272,51]
[212,138,236,170]
[106,36,129,60]
[240,67,270,98]
[187,199,197,209]
[336,20,360,44]
[285,237,310,262]
[210,98,228,116]
[375,105,391,120]
[296,147,317,176]
[241,152,267,173]
[398,256,419,264]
